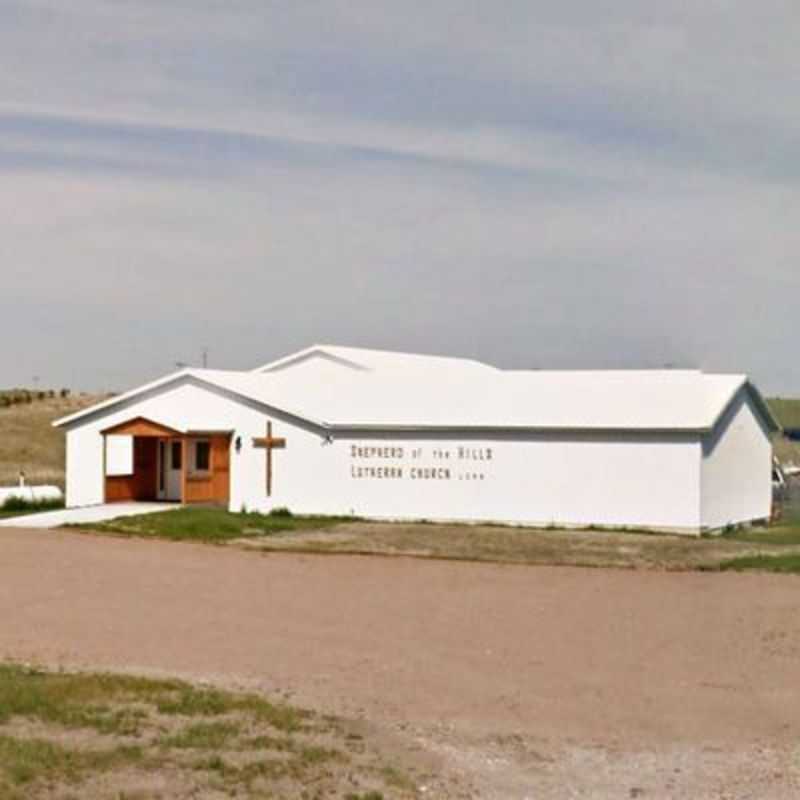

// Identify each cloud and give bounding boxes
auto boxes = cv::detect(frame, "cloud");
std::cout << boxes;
[0,1,798,392]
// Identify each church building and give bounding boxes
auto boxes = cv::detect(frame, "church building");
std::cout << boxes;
[54,345,778,534]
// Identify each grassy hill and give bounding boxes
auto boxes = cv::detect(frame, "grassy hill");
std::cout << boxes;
[0,392,108,488]
[767,397,800,430]
[767,398,800,465]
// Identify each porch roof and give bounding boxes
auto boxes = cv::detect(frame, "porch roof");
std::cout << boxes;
[101,417,183,437]
[101,417,234,438]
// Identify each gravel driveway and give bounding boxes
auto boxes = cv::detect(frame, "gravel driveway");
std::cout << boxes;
[1,526,799,798]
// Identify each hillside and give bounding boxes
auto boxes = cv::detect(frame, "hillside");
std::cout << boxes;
[767,397,800,430]
[0,393,108,488]
[767,398,800,465]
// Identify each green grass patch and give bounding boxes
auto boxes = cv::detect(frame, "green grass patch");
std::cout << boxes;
[725,527,800,546]
[0,735,82,785]
[723,512,800,546]
[0,663,414,797]
[0,664,159,735]
[0,496,64,518]
[0,663,304,735]
[0,734,147,787]
[154,684,307,732]
[161,721,240,750]
[767,397,800,430]
[716,513,800,572]
[72,506,352,542]
[720,553,800,573]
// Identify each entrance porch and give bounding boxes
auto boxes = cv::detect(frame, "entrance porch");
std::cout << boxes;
[101,417,231,505]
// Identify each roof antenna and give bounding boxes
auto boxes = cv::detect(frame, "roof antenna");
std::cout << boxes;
[202,348,208,369]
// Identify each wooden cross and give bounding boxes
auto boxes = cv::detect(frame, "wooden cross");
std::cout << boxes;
[252,422,286,496]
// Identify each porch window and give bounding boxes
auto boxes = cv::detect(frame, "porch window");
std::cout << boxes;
[106,435,134,476]
[194,440,211,473]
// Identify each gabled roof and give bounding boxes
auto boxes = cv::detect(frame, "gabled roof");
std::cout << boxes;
[253,344,497,377]
[54,345,779,434]
[54,368,196,429]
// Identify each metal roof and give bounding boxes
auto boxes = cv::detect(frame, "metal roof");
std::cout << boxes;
[54,345,779,434]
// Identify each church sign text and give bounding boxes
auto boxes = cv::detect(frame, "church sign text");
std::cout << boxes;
[349,443,493,482]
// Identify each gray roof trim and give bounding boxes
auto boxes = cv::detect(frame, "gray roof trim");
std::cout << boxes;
[329,423,711,436]
[709,380,781,435]
[745,382,782,433]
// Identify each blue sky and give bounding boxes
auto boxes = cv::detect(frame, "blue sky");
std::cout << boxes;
[1,1,798,392]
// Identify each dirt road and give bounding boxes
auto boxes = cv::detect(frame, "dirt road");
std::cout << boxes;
[1,527,799,798]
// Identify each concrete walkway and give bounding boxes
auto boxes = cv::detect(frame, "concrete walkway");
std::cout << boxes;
[0,502,175,528]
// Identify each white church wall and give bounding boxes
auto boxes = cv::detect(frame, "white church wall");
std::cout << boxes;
[259,424,703,532]
[701,390,773,531]
[65,424,106,507]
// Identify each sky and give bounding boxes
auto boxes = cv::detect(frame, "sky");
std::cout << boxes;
[1,1,799,393]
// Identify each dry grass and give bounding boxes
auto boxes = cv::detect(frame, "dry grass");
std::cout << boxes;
[235,519,800,572]
[0,394,105,488]
[78,508,800,572]
[0,663,419,799]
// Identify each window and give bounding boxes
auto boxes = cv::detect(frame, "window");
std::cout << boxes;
[195,440,211,472]
[106,436,134,476]
[158,441,166,491]
[171,441,182,470]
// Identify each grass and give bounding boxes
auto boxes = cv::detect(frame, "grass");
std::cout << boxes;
[74,506,356,543]
[0,734,145,790]
[346,794,386,800]
[767,397,800,431]
[0,664,304,736]
[242,516,800,573]
[0,663,417,798]
[764,394,800,466]
[0,393,106,489]
[723,518,800,546]
[0,496,64,519]
[65,506,800,574]
[720,553,800,573]
[711,509,800,573]
[161,720,242,749]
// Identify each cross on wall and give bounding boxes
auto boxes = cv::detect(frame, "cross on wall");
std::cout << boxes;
[252,422,286,496]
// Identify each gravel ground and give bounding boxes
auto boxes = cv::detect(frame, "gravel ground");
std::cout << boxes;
[1,527,799,798]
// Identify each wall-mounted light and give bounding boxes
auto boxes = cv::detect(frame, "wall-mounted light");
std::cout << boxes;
[321,434,334,446]
[235,436,242,453]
